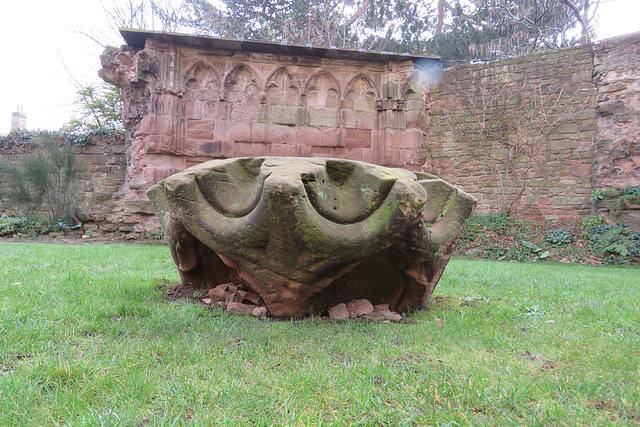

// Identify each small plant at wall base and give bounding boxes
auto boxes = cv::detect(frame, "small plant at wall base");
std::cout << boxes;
[0,214,63,237]
[456,214,639,265]
[589,188,605,202]
[581,215,604,229]
[621,185,640,206]
[545,228,573,245]
[0,134,83,224]
[590,185,640,217]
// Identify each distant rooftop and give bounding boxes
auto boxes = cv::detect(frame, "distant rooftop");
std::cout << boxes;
[119,28,439,64]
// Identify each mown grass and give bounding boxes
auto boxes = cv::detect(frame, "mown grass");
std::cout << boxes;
[0,243,638,426]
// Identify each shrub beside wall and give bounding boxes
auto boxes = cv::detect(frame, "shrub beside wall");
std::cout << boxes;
[0,131,126,232]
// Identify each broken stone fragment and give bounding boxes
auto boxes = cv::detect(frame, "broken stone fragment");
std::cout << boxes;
[374,304,390,312]
[330,299,403,321]
[148,157,476,318]
[242,291,264,306]
[208,284,230,301]
[375,308,403,321]
[226,292,244,304]
[328,303,349,320]
[226,302,255,315]
[346,299,375,318]
[365,310,389,321]
[252,306,268,317]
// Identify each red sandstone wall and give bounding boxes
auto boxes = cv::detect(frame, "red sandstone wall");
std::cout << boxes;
[593,32,640,189]
[0,133,126,228]
[96,31,640,231]
[100,40,430,225]
[592,32,640,226]
[425,44,598,221]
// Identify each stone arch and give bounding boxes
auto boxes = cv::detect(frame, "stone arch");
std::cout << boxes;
[224,64,261,121]
[184,62,221,100]
[181,62,223,122]
[344,74,379,110]
[264,67,301,106]
[303,71,341,109]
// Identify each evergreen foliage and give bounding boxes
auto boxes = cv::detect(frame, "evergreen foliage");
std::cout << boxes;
[106,0,600,60]
[0,134,83,223]
[63,83,123,134]
[544,229,573,245]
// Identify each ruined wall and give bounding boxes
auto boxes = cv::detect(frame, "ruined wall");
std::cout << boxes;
[99,38,431,230]
[0,133,127,230]
[593,32,640,189]
[592,33,640,226]
[424,32,640,222]
[95,31,640,230]
[425,44,598,220]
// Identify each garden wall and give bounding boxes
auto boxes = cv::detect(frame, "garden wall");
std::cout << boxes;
[592,32,640,227]
[424,31,640,224]
[424,44,598,220]
[3,31,639,235]
[0,133,128,232]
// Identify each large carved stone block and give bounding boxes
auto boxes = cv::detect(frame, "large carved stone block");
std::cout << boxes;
[148,157,476,318]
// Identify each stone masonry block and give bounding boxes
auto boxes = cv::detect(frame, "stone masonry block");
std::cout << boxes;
[398,129,424,150]
[176,138,198,157]
[352,99,374,111]
[144,134,174,154]
[342,109,357,128]
[152,94,175,116]
[405,110,426,130]
[215,121,251,143]
[320,128,342,147]
[549,139,577,150]
[308,108,339,127]
[345,129,372,148]
[298,144,313,157]
[333,147,364,161]
[198,140,234,158]
[266,124,297,145]
[311,146,332,156]
[187,120,214,131]
[357,111,377,129]
[250,122,268,143]
[202,101,226,121]
[404,99,422,111]
[185,100,202,120]
[556,123,579,134]
[234,142,270,157]
[271,143,300,157]
[271,106,299,126]
[362,149,377,164]
[145,166,181,184]
[571,70,592,82]
[138,115,173,136]
[551,196,587,206]
[230,104,259,122]
[296,127,322,146]
[187,127,214,140]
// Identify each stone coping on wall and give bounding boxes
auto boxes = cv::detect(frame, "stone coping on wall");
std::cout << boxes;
[119,28,440,64]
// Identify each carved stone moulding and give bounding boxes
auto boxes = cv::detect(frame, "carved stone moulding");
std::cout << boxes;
[148,157,476,318]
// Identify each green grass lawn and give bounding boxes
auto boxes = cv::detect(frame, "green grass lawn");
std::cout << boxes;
[0,243,638,426]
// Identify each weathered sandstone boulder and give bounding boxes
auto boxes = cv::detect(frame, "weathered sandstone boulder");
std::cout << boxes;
[148,157,476,318]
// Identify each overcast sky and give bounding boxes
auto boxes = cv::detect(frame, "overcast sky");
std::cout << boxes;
[0,0,638,135]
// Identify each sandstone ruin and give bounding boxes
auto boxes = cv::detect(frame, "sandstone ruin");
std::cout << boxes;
[148,157,476,318]
[98,29,439,234]
[4,30,639,234]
